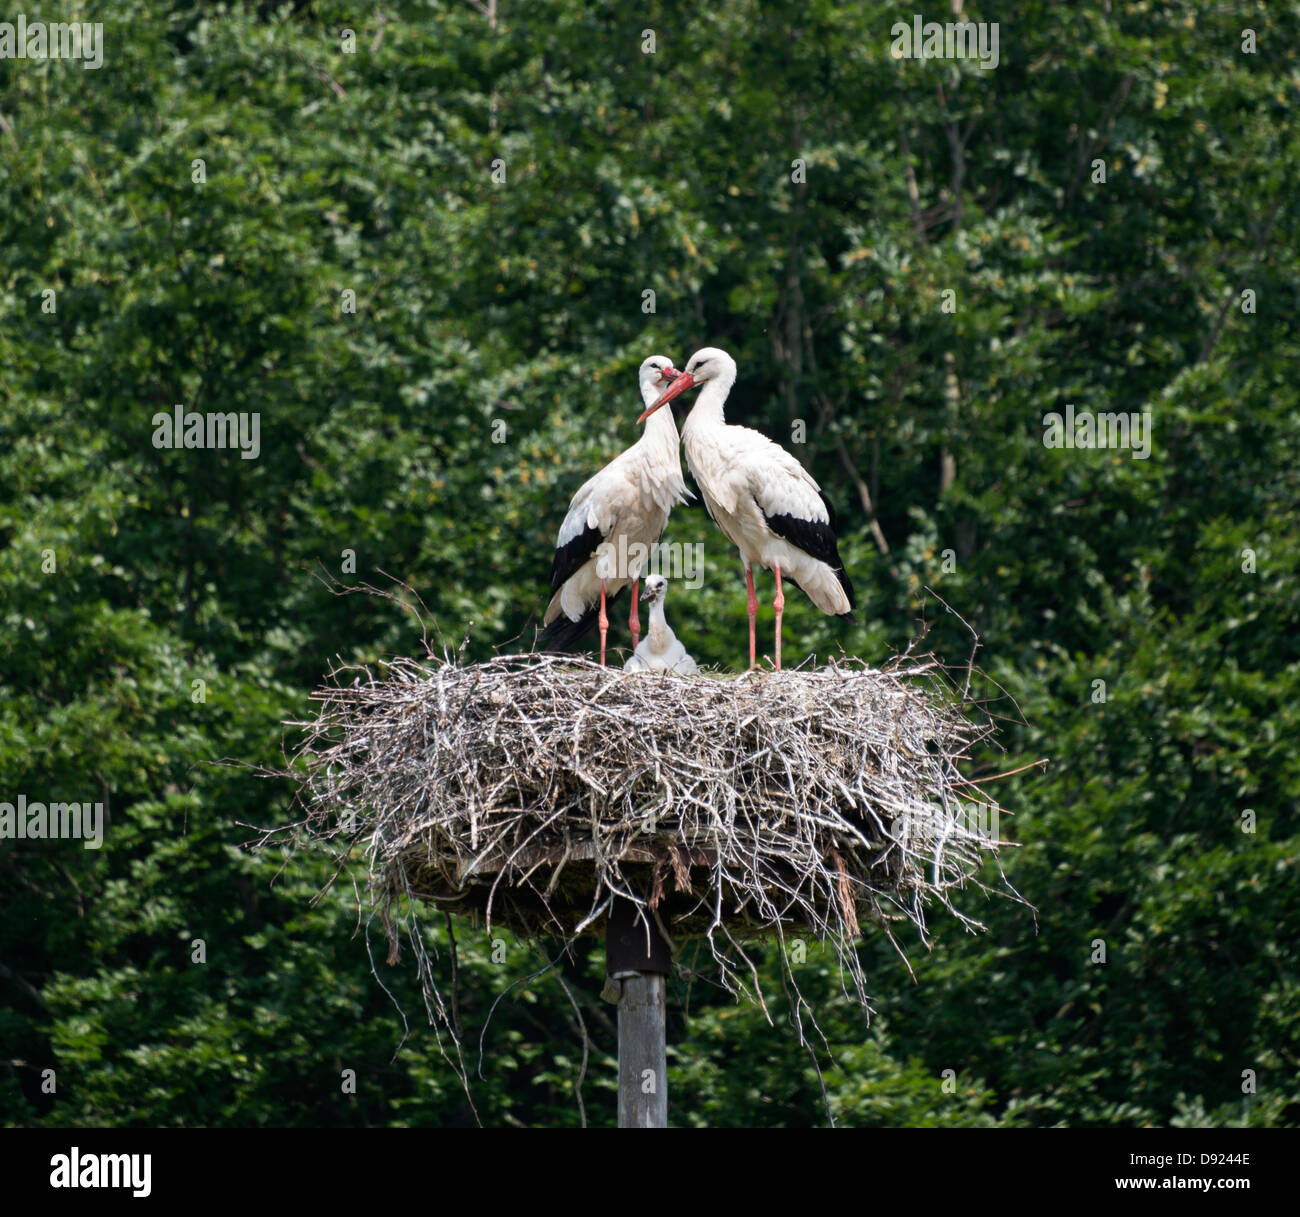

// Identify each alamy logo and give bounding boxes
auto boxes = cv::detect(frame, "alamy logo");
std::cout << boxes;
[896,802,1000,846]
[890,15,999,70]
[0,795,104,849]
[1043,404,1153,460]
[0,15,104,70]
[595,536,704,588]
[152,406,261,460]
[50,1148,151,1198]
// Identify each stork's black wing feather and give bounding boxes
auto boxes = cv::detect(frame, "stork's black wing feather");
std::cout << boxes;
[761,490,857,616]
[536,587,628,652]
[549,522,604,596]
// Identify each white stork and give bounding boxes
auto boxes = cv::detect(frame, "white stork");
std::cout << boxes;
[623,575,697,674]
[540,355,690,664]
[638,346,855,670]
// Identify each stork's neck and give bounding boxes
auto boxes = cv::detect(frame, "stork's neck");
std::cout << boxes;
[682,372,733,438]
[638,383,681,450]
[647,597,670,647]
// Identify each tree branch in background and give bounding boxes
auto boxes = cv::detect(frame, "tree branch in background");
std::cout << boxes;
[899,124,925,240]
[834,432,891,555]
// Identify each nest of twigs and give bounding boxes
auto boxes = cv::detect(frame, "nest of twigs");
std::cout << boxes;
[291,652,1019,1010]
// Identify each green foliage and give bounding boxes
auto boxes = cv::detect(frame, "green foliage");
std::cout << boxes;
[1,0,1296,1126]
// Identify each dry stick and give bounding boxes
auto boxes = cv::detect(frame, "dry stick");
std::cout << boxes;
[443,911,463,1041]
[368,889,481,1127]
[956,758,1049,786]
[773,929,839,1127]
[476,944,573,1080]
[552,971,591,1129]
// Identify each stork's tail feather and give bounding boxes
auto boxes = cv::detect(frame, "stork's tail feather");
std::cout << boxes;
[834,560,856,615]
[536,607,600,652]
[535,588,627,653]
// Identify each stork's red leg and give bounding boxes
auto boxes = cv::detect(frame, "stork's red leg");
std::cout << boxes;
[598,580,609,667]
[745,565,758,670]
[629,577,640,651]
[773,563,785,671]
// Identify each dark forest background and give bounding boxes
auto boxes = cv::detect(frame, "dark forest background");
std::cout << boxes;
[1,0,1297,1126]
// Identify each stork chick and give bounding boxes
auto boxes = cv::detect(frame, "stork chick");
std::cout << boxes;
[623,575,697,674]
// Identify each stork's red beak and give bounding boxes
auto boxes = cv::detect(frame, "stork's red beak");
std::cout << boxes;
[638,371,697,423]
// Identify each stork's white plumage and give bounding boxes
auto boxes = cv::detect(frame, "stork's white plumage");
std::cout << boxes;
[639,347,855,670]
[541,355,690,664]
[623,575,697,674]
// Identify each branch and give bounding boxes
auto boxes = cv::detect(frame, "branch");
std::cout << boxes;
[833,433,891,554]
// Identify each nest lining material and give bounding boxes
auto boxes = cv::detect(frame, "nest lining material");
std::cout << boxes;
[294,653,1010,999]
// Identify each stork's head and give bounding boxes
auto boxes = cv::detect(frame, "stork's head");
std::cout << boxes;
[637,347,736,422]
[638,354,679,398]
[640,574,669,603]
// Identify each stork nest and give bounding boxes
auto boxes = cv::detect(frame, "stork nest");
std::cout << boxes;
[289,652,1020,1009]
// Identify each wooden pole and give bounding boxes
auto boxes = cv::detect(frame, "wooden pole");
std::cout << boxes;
[604,897,670,1128]
[617,973,667,1128]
